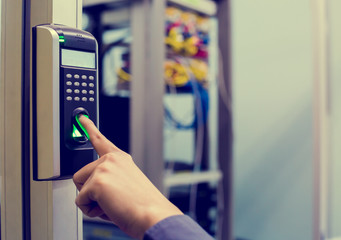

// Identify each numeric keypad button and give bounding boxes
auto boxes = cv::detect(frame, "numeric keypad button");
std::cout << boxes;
[74,89,80,94]
[89,83,94,88]
[82,97,87,102]
[66,89,72,94]
[66,74,72,79]
[89,90,94,95]
[74,74,80,79]
[66,81,72,86]
[74,97,80,101]
[66,96,72,101]
[89,76,94,81]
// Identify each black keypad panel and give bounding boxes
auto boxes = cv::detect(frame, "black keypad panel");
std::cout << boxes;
[61,66,97,151]
[62,68,97,104]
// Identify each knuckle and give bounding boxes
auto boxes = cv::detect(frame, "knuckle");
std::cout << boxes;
[95,161,112,174]
[102,152,118,164]
[106,151,134,163]
[72,174,77,184]
[108,151,133,164]
[125,153,133,161]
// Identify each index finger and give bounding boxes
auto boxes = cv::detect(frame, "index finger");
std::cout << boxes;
[78,115,119,157]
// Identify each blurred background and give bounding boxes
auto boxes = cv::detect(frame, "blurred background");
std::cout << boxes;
[82,0,225,239]
[1,0,338,239]
[79,0,335,240]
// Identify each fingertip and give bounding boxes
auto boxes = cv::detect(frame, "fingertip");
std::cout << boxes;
[78,114,94,126]
[77,114,99,141]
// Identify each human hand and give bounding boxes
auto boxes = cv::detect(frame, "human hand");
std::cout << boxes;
[73,116,183,239]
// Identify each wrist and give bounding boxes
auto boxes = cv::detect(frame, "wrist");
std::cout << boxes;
[135,203,183,239]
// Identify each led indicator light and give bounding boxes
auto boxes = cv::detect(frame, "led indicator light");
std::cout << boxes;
[59,36,65,43]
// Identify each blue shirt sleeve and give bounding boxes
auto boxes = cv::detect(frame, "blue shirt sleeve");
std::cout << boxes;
[143,215,214,240]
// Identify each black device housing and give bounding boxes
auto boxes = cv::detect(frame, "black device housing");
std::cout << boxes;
[33,24,98,180]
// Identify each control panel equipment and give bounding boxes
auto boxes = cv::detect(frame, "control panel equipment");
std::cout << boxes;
[33,24,98,180]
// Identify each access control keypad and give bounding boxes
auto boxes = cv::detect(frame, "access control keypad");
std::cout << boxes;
[63,69,96,103]
[61,66,97,151]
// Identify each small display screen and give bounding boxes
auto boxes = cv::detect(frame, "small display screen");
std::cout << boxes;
[61,49,96,69]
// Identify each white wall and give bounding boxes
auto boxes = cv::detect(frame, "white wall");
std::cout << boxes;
[232,1,314,239]
[327,0,341,238]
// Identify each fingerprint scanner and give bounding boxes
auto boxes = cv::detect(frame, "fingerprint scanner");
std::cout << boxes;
[73,114,90,142]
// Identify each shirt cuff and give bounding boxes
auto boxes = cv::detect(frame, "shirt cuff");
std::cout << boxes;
[143,215,214,240]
